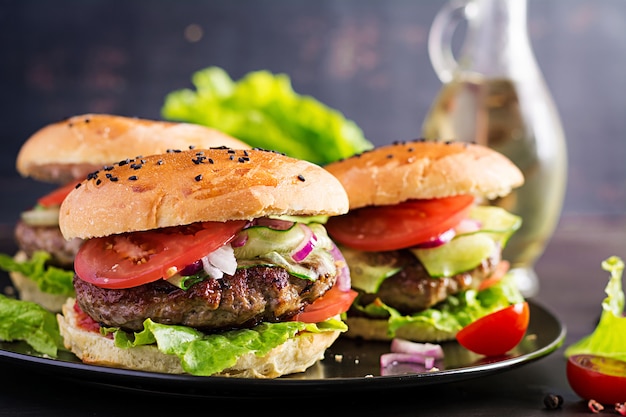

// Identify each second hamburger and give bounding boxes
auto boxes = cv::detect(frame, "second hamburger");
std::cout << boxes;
[324,139,525,342]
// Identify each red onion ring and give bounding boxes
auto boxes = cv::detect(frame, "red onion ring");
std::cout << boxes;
[179,260,202,276]
[290,224,317,262]
[390,338,444,358]
[381,339,444,371]
[330,243,351,292]
[412,228,455,249]
[230,232,248,248]
[380,352,437,368]
[251,218,294,230]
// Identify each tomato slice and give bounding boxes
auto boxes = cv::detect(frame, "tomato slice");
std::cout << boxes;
[478,260,510,291]
[325,196,474,252]
[37,181,81,207]
[456,302,530,356]
[74,221,247,289]
[290,286,358,323]
[567,354,626,405]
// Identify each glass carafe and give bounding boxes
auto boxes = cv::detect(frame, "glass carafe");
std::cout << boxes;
[421,0,567,297]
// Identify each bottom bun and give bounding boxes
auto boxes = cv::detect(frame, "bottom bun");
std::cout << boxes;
[10,252,68,313]
[344,316,456,343]
[57,298,340,378]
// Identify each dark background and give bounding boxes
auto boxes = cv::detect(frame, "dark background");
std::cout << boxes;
[1,0,625,226]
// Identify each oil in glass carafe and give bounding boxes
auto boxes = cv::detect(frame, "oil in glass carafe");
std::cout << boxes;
[422,0,567,297]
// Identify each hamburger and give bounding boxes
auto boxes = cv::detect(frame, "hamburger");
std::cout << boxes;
[56,147,354,377]
[3,114,249,312]
[323,139,526,342]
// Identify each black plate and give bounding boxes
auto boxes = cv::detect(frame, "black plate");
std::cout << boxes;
[0,300,564,398]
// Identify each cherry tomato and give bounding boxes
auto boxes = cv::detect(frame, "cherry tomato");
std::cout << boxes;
[456,302,530,356]
[325,195,474,252]
[74,220,247,289]
[37,181,81,207]
[567,354,626,404]
[290,285,358,323]
[478,260,510,291]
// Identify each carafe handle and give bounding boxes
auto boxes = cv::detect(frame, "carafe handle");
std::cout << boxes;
[428,0,473,83]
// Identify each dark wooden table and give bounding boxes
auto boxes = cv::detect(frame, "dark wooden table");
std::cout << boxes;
[0,214,624,416]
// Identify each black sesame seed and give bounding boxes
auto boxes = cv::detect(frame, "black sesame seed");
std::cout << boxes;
[195,174,203,182]
[227,149,236,154]
[128,175,138,181]
[157,160,164,165]
[386,154,393,159]
[110,177,118,182]
[243,150,249,156]
[297,174,305,182]
[238,157,246,163]
[75,183,82,189]
[189,145,196,150]
[84,117,91,123]
[103,165,114,171]
[229,155,234,160]
[208,158,214,164]
[96,179,102,185]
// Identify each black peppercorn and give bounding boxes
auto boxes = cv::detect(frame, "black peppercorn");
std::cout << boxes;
[543,393,563,410]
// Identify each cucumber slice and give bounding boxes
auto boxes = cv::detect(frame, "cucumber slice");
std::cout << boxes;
[233,224,306,259]
[340,246,401,294]
[467,206,522,246]
[21,207,60,226]
[410,234,496,278]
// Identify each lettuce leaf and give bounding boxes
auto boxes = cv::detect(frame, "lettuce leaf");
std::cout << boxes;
[353,273,525,338]
[0,294,64,357]
[564,256,626,361]
[161,66,373,165]
[110,317,347,376]
[0,251,75,296]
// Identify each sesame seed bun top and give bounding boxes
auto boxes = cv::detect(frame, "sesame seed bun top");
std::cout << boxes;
[323,139,524,209]
[16,114,250,184]
[59,147,349,239]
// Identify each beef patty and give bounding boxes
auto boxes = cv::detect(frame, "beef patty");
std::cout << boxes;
[74,265,337,332]
[355,249,500,314]
[14,221,82,268]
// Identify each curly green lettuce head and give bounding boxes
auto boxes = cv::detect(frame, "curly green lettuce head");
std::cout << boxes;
[162,66,373,165]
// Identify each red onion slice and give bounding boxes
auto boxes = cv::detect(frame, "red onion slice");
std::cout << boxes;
[330,243,352,292]
[381,339,444,373]
[454,218,482,235]
[380,352,437,368]
[413,228,455,249]
[390,338,444,358]
[252,218,294,230]
[290,224,317,262]
[179,260,202,276]
[230,232,248,248]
